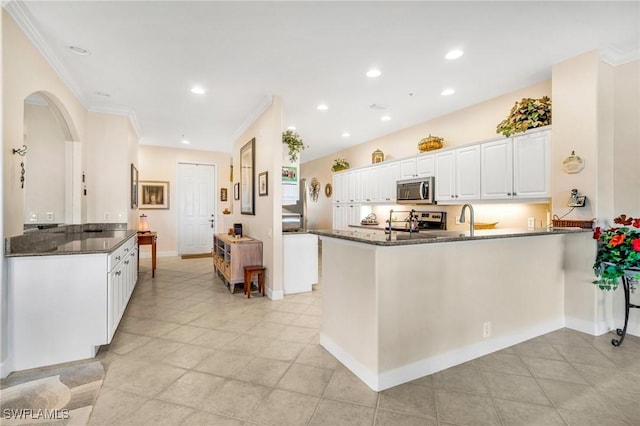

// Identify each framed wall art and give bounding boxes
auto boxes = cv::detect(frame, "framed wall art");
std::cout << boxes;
[221,187,228,201]
[140,181,169,209]
[258,171,268,196]
[130,163,139,208]
[240,138,255,215]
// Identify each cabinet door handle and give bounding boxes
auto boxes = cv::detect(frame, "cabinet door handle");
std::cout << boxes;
[115,271,122,276]
[125,260,129,265]
[116,256,121,261]
[513,192,517,196]
[507,192,511,196]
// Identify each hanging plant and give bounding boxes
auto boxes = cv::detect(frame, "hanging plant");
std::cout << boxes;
[496,96,551,137]
[282,130,307,162]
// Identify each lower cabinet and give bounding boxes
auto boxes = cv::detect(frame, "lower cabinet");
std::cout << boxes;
[332,204,362,231]
[107,237,138,342]
[7,233,138,372]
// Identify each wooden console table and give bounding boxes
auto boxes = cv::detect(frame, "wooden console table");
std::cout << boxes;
[137,232,157,277]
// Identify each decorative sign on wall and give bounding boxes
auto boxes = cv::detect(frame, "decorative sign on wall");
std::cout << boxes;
[562,151,585,174]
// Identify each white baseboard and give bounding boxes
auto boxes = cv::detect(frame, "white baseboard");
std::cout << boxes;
[268,289,284,301]
[0,359,11,379]
[321,318,564,392]
[564,316,611,336]
[138,251,178,259]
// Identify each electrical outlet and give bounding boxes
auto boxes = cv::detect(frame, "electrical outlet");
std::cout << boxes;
[46,212,54,221]
[527,217,535,230]
[104,212,110,221]
[455,216,461,225]
[483,321,491,338]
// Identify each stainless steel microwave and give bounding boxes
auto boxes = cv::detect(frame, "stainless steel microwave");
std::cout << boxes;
[396,176,435,204]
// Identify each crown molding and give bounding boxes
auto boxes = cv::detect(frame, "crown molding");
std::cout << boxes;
[4,0,89,108]
[230,94,273,144]
[600,46,640,66]
[88,105,143,140]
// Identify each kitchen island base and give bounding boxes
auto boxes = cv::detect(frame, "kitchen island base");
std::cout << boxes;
[319,232,591,391]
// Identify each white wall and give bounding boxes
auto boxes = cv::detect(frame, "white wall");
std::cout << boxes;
[23,103,66,224]
[137,145,231,256]
[229,96,285,299]
[85,111,138,227]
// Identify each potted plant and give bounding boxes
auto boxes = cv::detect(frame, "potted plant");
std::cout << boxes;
[282,130,306,162]
[496,96,552,137]
[592,214,640,291]
[331,158,350,172]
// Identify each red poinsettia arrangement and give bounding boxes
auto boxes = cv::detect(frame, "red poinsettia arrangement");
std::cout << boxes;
[593,214,640,290]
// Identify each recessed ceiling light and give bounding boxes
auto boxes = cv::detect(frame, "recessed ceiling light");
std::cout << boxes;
[181,135,190,144]
[287,126,297,130]
[342,132,351,137]
[317,104,328,111]
[445,49,464,60]
[190,86,206,95]
[67,45,91,56]
[441,88,456,96]
[366,69,381,78]
[380,115,391,121]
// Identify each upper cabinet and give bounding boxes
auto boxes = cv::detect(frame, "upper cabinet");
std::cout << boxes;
[481,128,550,200]
[435,145,481,202]
[400,154,435,179]
[331,127,550,208]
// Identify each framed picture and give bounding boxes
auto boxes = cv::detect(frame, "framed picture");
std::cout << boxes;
[221,187,228,202]
[130,164,139,208]
[282,166,297,184]
[140,181,170,209]
[258,171,268,196]
[234,182,240,200]
[240,138,255,215]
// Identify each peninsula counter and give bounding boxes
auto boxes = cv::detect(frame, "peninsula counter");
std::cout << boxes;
[312,228,594,391]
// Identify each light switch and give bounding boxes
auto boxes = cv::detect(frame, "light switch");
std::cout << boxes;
[29,212,38,222]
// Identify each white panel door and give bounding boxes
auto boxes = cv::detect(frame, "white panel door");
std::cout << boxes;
[178,163,216,255]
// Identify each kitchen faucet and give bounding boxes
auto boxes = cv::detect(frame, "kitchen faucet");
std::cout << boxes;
[459,204,475,237]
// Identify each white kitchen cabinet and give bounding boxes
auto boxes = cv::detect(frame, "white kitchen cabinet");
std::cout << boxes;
[107,237,138,342]
[435,146,480,202]
[380,160,401,202]
[332,172,348,203]
[400,154,434,179]
[283,233,318,294]
[416,154,435,177]
[332,204,362,230]
[360,166,377,202]
[400,158,417,179]
[512,129,550,199]
[8,233,138,372]
[481,128,550,200]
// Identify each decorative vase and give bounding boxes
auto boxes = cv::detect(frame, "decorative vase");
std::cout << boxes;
[372,149,384,164]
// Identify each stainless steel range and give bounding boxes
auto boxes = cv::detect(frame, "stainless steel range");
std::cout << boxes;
[386,210,447,232]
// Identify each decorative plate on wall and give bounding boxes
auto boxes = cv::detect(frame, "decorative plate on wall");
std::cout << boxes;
[325,183,333,198]
[562,151,585,174]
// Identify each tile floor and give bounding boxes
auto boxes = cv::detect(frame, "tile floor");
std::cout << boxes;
[85,256,640,426]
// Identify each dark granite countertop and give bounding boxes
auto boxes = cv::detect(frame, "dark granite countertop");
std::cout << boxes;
[5,229,138,257]
[310,227,592,246]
